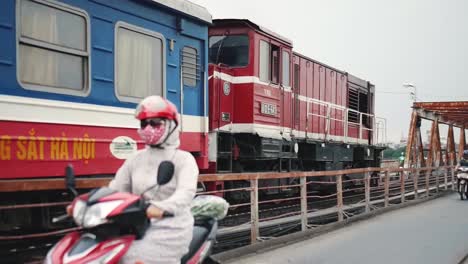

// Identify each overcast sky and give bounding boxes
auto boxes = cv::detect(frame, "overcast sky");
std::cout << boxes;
[192,0,468,143]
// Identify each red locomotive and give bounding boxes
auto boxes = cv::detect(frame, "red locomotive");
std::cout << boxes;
[205,19,384,198]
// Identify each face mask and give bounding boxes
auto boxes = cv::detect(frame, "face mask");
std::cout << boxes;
[137,123,166,145]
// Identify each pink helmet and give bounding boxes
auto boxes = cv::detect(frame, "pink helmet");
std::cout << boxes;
[135,96,179,124]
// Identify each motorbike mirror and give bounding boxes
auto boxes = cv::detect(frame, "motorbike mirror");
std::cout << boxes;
[140,161,174,198]
[157,161,174,186]
[65,164,78,197]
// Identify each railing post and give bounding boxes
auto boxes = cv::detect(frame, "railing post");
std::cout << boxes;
[451,166,456,191]
[365,172,370,213]
[250,178,259,244]
[400,170,406,203]
[336,174,344,221]
[435,167,440,194]
[344,109,349,142]
[359,113,363,140]
[414,169,419,199]
[425,167,430,198]
[384,170,389,207]
[444,167,448,190]
[325,105,331,138]
[300,177,308,230]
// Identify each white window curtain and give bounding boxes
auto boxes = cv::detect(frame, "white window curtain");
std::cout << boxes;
[117,27,163,100]
[20,0,59,87]
[19,0,87,91]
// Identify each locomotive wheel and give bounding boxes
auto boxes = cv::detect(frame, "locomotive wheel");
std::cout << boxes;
[224,181,250,204]
[370,173,380,187]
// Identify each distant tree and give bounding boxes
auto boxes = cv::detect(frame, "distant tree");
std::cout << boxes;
[383,146,406,160]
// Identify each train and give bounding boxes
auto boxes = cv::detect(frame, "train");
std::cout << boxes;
[0,0,385,232]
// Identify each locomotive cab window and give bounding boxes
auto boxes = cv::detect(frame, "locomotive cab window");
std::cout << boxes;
[17,0,90,95]
[258,40,280,84]
[270,45,279,84]
[259,40,270,82]
[115,23,165,103]
[208,35,249,67]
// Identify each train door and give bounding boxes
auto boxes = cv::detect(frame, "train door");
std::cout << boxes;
[213,67,234,131]
[181,42,204,130]
[292,57,300,134]
[281,49,292,138]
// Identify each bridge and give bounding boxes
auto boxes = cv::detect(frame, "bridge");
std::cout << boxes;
[214,192,468,264]
[204,101,468,264]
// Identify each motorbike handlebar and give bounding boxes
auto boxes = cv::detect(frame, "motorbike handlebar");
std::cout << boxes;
[163,211,174,217]
[52,214,70,223]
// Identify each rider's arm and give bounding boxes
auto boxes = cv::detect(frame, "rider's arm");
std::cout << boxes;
[108,158,132,192]
[150,152,198,216]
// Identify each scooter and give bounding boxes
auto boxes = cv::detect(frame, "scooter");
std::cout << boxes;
[457,164,468,200]
[44,163,219,264]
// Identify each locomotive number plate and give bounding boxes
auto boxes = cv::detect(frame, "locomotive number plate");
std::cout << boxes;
[261,102,277,116]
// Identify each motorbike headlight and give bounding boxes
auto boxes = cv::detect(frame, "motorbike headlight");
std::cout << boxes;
[82,200,124,228]
[87,244,125,264]
[44,243,57,264]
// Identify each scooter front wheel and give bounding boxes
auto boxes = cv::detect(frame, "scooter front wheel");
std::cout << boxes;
[460,183,466,200]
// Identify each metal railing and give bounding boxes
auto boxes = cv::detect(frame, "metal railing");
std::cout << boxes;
[305,98,387,145]
[199,165,456,244]
[0,166,455,244]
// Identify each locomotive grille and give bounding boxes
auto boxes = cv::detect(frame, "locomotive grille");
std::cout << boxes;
[181,47,201,86]
[348,88,359,123]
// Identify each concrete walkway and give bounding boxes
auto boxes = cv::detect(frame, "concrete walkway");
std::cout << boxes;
[227,193,468,264]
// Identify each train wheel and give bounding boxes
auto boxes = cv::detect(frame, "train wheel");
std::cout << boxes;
[370,173,380,187]
[224,181,250,204]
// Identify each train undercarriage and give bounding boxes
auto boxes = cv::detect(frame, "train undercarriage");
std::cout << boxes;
[214,132,384,201]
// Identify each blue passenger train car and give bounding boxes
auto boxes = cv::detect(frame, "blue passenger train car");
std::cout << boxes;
[0,0,211,231]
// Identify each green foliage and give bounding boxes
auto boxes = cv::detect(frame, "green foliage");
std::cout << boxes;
[383,146,406,159]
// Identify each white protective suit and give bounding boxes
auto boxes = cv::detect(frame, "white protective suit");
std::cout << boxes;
[109,121,198,264]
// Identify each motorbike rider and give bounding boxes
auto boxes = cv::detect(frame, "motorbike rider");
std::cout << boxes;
[108,95,199,264]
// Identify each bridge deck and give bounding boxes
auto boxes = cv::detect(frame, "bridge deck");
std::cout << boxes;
[226,193,468,264]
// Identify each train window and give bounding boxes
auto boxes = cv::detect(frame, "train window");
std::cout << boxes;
[294,63,300,124]
[282,51,290,86]
[17,0,89,95]
[209,35,249,67]
[259,40,270,82]
[293,64,300,90]
[271,45,279,84]
[182,46,199,87]
[115,23,164,103]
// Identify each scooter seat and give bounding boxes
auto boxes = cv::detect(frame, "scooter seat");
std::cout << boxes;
[181,220,215,263]
[191,225,210,249]
[185,226,209,258]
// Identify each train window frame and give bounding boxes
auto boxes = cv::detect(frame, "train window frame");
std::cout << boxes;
[182,46,199,87]
[282,50,290,87]
[16,0,91,97]
[270,45,280,84]
[208,34,250,68]
[114,21,166,103]
[259,40,270,83]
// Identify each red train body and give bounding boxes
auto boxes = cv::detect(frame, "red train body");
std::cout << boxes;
[204,19,384,198]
